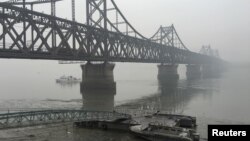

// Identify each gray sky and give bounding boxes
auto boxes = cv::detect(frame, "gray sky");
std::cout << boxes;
[116,0,250,63]
[3,0,250,63]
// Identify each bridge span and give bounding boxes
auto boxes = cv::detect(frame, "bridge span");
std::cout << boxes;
[0,0,225,80]
[0,1,226,129]
[0,1,221,65]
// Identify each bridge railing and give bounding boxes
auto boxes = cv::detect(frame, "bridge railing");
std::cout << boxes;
[0,108,81,113]
[0,109,131,129]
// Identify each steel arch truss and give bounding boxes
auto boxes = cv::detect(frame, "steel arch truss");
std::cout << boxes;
[86,0,147,39]
[150,25,189,51]
[200,45,220,58]
[0,4,217,64]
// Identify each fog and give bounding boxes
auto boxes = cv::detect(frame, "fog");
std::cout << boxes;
[11,0,249,63]
[0,1,250,139]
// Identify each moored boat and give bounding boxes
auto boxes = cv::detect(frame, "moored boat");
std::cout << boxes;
[152,113,197,128]
[74,117,139,131]
[130,124,200,141]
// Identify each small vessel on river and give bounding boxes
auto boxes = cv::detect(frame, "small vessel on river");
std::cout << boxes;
[56,75,81,83]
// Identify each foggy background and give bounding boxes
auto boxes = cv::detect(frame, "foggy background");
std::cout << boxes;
[0,0,250,100]
[6,0,249,63]
[0,1,250,135]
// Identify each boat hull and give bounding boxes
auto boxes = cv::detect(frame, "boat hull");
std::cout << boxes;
[131,131,192,141]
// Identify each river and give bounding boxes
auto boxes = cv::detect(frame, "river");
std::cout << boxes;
[0,59,249,140]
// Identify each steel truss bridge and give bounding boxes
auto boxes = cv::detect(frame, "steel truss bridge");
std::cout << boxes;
[0,0,222,64]
[0,110,131,129]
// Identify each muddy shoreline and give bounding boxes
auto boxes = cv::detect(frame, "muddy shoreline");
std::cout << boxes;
[0,99,242,141]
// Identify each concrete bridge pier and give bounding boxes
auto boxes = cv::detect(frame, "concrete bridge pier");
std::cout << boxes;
[186,64,201,80]
[157,64,179,81]
[201,64,221,78]
[80,62,116,112]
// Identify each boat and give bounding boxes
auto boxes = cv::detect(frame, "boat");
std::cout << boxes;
[56,75,81,83]
[151,113,197,128]
[130,124,200,141]
[74,117,139,131]
[74,111,200,141]
[134,112,197,131]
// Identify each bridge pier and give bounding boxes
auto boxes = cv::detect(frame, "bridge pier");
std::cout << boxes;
[80,62,116,112]
[201,64,221,78]
[157,64,179,81]
[186,64,201,80]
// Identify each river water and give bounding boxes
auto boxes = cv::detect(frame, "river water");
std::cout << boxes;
[0,59,249,140]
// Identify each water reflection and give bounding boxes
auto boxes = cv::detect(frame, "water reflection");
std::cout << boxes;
[80,83,115,112]
[56,81,80,88]
[158,78,183,114]
[116,75,215,117]
[72,128,140,141]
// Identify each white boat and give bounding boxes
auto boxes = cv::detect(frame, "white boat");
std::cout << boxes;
[56,76,81,83]
[130,124,200,141]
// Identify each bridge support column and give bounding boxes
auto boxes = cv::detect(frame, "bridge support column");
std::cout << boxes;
[157,64,179,81]
[201,64,221,78]
[80,62,116,112]
[186,64,201,80]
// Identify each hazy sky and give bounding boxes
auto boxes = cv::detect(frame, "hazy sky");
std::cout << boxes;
[2,0,250,63]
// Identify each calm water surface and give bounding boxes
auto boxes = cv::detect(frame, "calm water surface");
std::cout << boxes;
[0,59,249,140]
